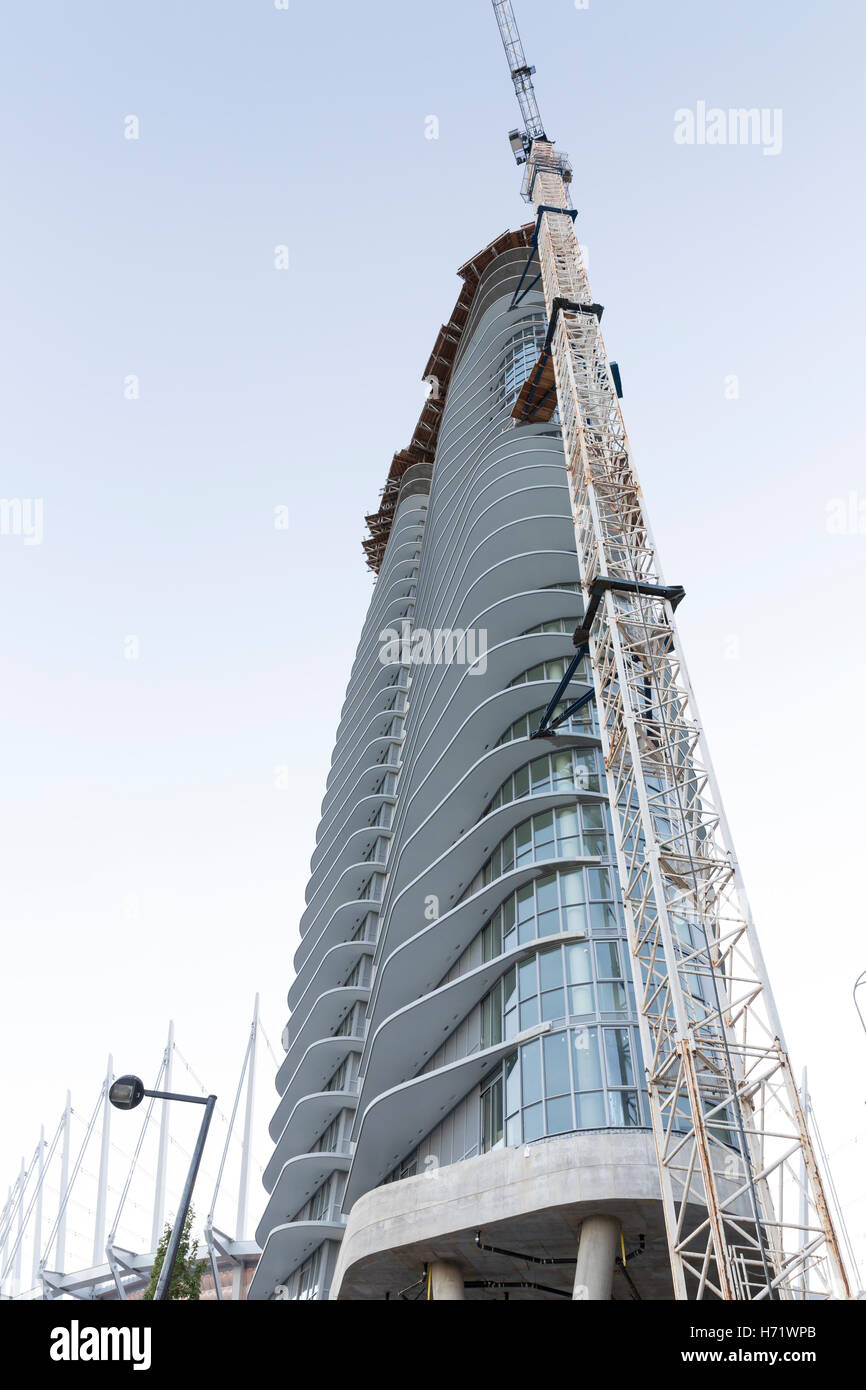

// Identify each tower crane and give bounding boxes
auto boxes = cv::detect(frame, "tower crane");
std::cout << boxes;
[492,0,849,1301]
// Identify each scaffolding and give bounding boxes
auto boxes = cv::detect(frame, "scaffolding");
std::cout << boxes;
[493,0,850,1300]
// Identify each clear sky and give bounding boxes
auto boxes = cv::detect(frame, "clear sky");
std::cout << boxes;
[1,0,865,1286]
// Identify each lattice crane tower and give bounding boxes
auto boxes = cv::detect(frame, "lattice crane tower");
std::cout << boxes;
[492,0,848,1302]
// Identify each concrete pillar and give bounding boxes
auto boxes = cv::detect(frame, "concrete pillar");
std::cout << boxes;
[573,1215,619,1301]
[429,1259,465,1300]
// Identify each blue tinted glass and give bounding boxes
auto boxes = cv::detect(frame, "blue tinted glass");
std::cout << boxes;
[604,1028,634,1085]
[546,1096,572,1135]
[566,943,591,984]
[543,1031,570,1096]
[572,1026,602,1090]
[537,910,560,938]
[519,998,540,1029]
[523,1102,544,1141]
[518,959,537,999]
[595,941,622,978]
[539,949,563,991]
[608,1091,640,1126]
[505,1053,520,1115]
[576,1091,605,1127]
[599,982,628,1012]
[541,989,565,1022]
[521,1039,542,1104]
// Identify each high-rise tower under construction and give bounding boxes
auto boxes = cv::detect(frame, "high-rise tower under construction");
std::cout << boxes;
[251,4,849,1302]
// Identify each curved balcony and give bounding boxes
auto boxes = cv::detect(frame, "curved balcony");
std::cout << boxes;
[298,855,389,943]
[303,825,392,916]
[322,666,406,784]
[377,786,605,959]
[385,612,585,793]
[292,893,382,985]
[324,690,405,783]
[356,924,591,1122]
[288,938,374,1016]
[271,1037,364,1139]
[402,628,586,765]
[308,793,396,880]
[265,1092,358,1193]
[343,1024,549,1211]
[277,987,369,1090]
[382,696,597,903]
[313,762,400,865]
[319,731,402,822]
[248,1221,346,1302]
[260,1152,351,1230]
[394,678,590,835]
[368,861,567,1025]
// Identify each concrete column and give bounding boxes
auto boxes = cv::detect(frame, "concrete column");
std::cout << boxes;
[573,1215,619,1301]
[429,1260,465,1300]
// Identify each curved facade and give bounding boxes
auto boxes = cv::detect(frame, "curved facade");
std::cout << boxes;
[252,239,671,1302]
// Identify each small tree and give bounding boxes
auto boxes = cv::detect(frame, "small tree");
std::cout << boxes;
[144,1206,208,1301]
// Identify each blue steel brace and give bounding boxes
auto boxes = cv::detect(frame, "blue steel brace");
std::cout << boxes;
[530,645,591,738]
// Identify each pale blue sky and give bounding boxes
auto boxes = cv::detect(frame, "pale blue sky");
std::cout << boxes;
[2,0,865,1282]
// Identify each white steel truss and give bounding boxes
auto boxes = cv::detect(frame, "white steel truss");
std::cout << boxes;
[524,139,849,1300]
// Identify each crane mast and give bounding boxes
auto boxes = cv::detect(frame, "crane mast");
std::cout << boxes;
[492,0,849,1301]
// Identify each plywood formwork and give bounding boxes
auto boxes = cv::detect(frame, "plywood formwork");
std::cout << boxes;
[363,225,536,573]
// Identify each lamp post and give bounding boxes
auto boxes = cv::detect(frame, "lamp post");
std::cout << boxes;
[109,1074,216,1301]
[855,971,866,1041]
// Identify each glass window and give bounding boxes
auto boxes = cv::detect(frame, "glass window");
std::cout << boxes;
[541,988,565,1021]
[505,1052,520,1116]
[516,884,534,922]
[604,1028,634,1085]
[539,947,563,991]
[566,942,591,983]
[484,1023,643,1149]
[500,319,546,405]
[595,941,622,978]
[518,958,538,1000]
[543,1031,570,1097]
[563,903,588,935]
[588,867,612,900]
[530,756,551,792]
[598,982,628,1011]
[482,981,503,1047]
[523,1102,544,1141]
[482,1076,504,1151]
[534,812,556,859]
[556,806,579,852]
[519,996,540,1029]
[572,1026,602,1090]
[608,1090,640,1126]
[552,751,574,788]
[521,1039,542,1105]
[576,1091,606,1128]
[546,1096,573,1135]
[560,871,585,905]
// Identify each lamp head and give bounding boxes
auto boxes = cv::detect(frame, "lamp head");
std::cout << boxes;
[109,1075,145,1111]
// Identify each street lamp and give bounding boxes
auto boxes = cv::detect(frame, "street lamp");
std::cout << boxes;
[110,1074,216,1301]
